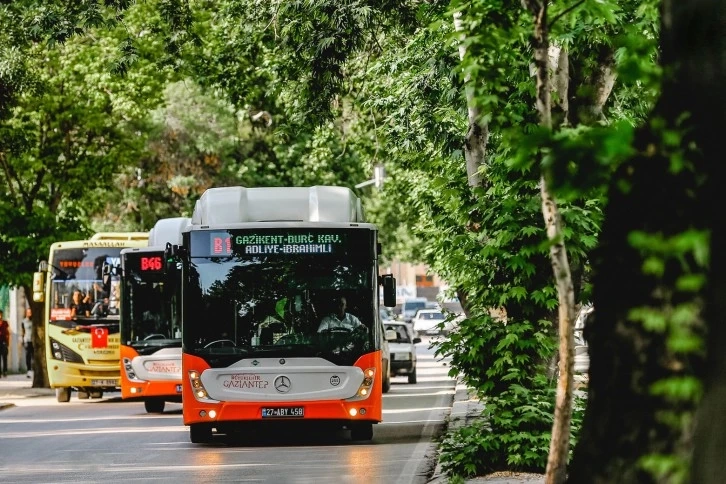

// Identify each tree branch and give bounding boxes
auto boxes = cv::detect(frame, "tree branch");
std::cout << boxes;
[549,0,586,29]
[0,152,20,205]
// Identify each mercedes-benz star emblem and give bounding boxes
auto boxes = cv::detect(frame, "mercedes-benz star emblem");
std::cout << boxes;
[274,375,291,393]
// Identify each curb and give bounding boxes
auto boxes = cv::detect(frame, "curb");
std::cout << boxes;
[428,382,482,483]
[0,373,56,409]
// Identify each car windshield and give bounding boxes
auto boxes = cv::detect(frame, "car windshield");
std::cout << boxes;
[385,324,411,343]
[405,301,426,312]
[418,311,444,320]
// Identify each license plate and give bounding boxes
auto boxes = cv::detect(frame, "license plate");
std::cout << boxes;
[261,406,304,418]
[176,384,182,393]
[91,379,117,386]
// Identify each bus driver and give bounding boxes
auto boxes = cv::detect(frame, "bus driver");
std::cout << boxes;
[317,296,365,332]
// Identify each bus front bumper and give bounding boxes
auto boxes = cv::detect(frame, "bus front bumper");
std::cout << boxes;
[47,361,120,389]
[184,398,381,426]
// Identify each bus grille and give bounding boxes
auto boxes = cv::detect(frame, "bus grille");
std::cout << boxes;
[79,370,119,377]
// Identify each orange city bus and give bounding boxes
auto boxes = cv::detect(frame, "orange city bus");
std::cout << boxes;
[32,232,149,402]
[119,218,190,413]
[167,186,396,443]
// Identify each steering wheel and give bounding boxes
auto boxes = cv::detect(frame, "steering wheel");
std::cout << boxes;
[204,339,236,348]
[319,327,352,334]
[275,334,301,345]
[144,334,166,340]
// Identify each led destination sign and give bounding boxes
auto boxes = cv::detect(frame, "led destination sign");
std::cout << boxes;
[210,232,344,256]
[125,252,165,275]
[199,227,374,257]
[140,256,163,271]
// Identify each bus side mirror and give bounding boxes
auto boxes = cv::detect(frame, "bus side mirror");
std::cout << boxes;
[380,274,396,308]
[102,264,110,288]
[101,263,116,293]
[32,272,45,302]
[102,263,121,294]
[164,243,186,273]
[164,243,187,297]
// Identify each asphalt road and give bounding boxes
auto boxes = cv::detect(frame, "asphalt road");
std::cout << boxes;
[0,338,455,484]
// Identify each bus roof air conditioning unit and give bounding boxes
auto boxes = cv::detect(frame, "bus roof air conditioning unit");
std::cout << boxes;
[148,217,191,247]
[191,186,365,225]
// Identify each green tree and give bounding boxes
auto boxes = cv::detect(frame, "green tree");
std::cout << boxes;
[570,0,719,481]
[0,1,173,386]
[168,1,648,476]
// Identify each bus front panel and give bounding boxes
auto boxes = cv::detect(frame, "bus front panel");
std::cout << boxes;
[44,241,146,392]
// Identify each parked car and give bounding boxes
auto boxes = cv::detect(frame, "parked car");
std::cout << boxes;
[380,320,394,393]
[384,321,421,383]
[412,308,447,336]
[401,297,429,322]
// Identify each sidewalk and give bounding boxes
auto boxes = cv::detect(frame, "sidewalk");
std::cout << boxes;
[429,383,545,484]
[0,372,55,409]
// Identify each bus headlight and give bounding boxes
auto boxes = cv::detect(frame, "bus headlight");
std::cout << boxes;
[122,357,140,381]
[348,367,375,401]
[188,370,214,402]
[49,338,83,363]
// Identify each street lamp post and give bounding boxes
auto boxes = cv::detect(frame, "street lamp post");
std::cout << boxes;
[355,164,385,189]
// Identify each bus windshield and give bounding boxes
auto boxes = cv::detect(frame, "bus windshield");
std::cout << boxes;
[121,251,180,353]
[183,252,377,367]
[48,247,123,324]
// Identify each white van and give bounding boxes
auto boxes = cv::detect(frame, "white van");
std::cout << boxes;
[401,297,429,322]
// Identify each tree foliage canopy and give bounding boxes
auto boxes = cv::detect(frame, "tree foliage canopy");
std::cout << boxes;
[3,0,721,481]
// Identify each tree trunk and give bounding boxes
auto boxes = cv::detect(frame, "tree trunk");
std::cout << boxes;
[453,11,489,189]
[568,1,714,482]
[452,9,490,317]
[686,0,726,481]
[22,284,49,388]
[568,45,616,126]
[522,2,577,483]
[551,45,569,126]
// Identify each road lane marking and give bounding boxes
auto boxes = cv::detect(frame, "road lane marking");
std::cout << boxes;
[383,407,451,414]
[384,391,455,398]
[0,426,188,438]
[0,414,182,424]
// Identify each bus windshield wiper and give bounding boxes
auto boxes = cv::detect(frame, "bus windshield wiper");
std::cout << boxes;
[43,262,73,280]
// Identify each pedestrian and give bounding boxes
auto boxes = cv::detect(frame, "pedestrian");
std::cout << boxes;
[0,309,9,377]
[21,307,33,377]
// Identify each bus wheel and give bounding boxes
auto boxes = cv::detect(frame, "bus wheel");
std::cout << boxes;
[89,390,103,399]
[145,399,165,413]
[190,424,213,444]
[56,387,71,403]
[350,423,373,441]
[77,390,90,399]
